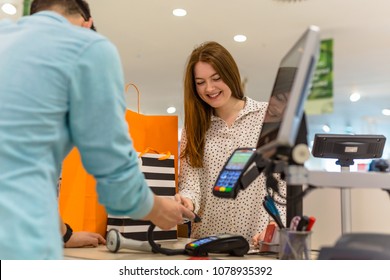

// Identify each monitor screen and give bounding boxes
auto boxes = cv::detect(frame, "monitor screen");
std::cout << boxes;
[225,148,256,170]
[256,26,320,159]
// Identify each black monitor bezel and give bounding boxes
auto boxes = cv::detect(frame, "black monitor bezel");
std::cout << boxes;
[256,25,321,159]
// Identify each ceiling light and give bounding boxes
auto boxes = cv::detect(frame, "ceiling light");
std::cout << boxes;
[349,92,360,102]
[234,35,247,42]
[167,106,176,114]
[382,109,390,116]
[1,3,17,15]
[322,124,330,133]
[172,8,187,17]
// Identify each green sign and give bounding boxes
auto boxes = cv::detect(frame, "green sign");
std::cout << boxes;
[23,0,32,16]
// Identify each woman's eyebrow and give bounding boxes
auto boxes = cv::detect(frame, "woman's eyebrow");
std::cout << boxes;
[195,73,219,80]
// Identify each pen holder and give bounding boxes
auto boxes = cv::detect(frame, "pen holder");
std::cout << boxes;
[278,229,312,260]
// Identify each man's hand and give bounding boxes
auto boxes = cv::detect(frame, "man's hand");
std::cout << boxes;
[174,194,194,211]
[143,195,195,230]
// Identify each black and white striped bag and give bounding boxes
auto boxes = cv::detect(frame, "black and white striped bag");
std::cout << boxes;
[106,152,177,241]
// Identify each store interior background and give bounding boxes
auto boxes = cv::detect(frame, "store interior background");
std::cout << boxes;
[2,0,390,250]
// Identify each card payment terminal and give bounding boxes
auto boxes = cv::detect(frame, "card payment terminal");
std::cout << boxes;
[213,148,257,198]
[185,234,250,257]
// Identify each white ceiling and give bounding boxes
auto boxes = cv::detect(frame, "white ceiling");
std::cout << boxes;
[2,0,390,158]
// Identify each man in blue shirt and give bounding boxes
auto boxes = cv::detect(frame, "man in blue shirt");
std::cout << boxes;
[0,0,194,259]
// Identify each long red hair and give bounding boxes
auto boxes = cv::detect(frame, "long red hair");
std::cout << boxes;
[182,41,244,167]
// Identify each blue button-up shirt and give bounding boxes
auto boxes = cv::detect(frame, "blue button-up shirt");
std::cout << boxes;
[0,11,153,259]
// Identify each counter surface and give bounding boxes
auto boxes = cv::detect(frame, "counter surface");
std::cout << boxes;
[64,238,279,260]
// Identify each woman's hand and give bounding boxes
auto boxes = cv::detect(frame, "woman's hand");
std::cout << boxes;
[251,221,277,247]
[64,231,106,248]
[252,231,265,247]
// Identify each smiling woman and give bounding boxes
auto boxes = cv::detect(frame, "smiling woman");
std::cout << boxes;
[175,40,286,244]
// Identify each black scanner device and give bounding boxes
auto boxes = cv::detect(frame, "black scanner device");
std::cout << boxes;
[185,234,250,257]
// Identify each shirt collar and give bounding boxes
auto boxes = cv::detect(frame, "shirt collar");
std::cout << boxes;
[31,11,73,27]
[241,96,263,115]
[211,96,262,121]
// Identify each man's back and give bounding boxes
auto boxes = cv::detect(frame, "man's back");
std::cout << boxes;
[0,11,128,259]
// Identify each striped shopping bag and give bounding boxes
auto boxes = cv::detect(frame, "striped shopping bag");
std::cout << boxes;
[106,150,177,241]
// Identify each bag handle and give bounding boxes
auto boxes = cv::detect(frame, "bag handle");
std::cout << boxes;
[125,83,141,113]
[139,147,172,160]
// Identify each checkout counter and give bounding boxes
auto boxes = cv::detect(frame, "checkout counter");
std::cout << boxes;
[65,240,271,260]
[64,238,321,260]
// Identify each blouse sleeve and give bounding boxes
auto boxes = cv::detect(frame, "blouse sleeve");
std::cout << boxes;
[178,128,202,213]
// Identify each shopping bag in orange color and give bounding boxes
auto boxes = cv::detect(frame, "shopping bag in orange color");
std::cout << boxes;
[58,83,178,239]
[58,148,107,237]
[125,110,178,182]
[124,83,179,186]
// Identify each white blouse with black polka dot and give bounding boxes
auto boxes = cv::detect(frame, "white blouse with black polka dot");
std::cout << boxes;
[179,97,287,242]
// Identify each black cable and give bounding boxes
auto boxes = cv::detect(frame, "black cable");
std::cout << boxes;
[147,223,187,256]
[267,184,316,207]
[264,162,280,194]
[261,155,316,206]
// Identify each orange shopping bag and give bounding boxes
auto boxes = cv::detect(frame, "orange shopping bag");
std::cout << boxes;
[58,83,179,238]
[58,148,107,237]
[124,83,179,186]
[106,84,179,240]
[125,111,178,184]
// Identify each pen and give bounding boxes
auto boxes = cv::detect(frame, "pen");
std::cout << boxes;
[289,215,301,231]
[263,195,285,229]
[306,216,316,231]
[296,216,309,231]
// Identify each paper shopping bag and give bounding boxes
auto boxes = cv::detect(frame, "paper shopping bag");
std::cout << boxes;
[125,110,179,186]
[58,83,179,239]
[106,152,177,241]
[124,82,179,186]
[58,148,107,237]
[123,83,182,236]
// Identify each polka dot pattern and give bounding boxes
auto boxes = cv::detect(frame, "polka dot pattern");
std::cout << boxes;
[179,97,287,242]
